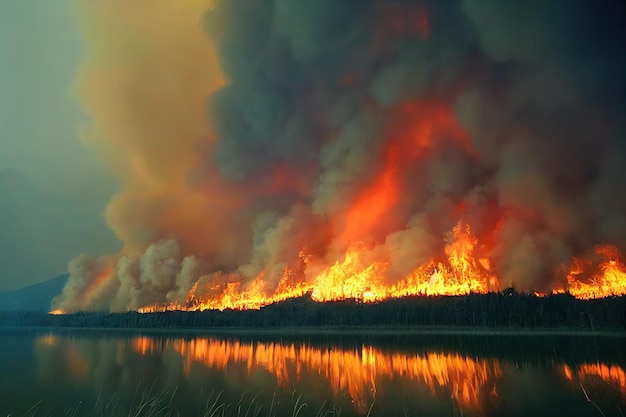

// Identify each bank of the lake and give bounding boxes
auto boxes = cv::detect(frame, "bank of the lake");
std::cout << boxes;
[2,324,626,338]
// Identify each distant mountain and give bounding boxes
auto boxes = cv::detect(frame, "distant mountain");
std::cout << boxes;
[0,274,68,312]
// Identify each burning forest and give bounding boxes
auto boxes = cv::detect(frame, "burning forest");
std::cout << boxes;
[52,0,626,314]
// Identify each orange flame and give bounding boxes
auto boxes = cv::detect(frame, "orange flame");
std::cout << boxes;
[136,223,626,312]
[138,221,500,312]
[61,94,621,313]
[566,246,626,299]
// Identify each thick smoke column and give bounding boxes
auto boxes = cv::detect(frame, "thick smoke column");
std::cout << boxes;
[54,0,231,311]
[54,0,626,312]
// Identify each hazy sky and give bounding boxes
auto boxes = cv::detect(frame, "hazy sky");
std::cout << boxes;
[0,2,119,291]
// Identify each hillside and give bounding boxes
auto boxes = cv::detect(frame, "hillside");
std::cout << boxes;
[0,274,67,312]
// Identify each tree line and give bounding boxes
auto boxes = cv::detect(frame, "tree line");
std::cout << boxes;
[1,290,624,330]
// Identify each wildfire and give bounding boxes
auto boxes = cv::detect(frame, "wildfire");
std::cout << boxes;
[389,222,497,298]
[134,222,625,313]
[311,247,389,302]
[566,246,626,299]
[138,221,494,312]
[47,0,626,321]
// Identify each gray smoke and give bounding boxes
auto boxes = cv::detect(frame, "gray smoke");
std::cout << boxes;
[54,0,626,311]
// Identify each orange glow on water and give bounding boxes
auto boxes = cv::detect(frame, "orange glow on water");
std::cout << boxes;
[31,334,626,415]
[563,362,626,396]
[578,363,626,395]
[37,334,59,346]
[132,336,157,355]
[156,337,502,414]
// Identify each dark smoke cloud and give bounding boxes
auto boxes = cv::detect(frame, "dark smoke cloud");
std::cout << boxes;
[54,0,626,311]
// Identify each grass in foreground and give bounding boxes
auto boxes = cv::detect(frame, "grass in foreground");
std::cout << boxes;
[8,386,351,417]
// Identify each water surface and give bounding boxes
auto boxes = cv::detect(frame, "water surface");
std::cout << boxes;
[0,328,624,416]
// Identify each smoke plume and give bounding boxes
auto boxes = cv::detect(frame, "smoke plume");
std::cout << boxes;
[54,0,626,311]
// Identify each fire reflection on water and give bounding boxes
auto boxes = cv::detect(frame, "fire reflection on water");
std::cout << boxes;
[35,334,626,415]
[563,363,626,395]
[128,336,504,412]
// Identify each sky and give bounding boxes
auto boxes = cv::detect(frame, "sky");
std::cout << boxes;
[0,2,119,291]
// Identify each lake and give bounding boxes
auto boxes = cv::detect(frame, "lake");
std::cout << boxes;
[0,328,624,416]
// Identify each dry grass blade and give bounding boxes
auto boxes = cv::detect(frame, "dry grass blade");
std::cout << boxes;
[23,400,43,417]
[314,400,327,417]
[236,391,251,417]
[15,388,353,417]
[266,391,276,417]
[292,392,307,417]
[579,382,606,417]
[244,391,262,417]
[204,390,226,417]
[365,398,375,417]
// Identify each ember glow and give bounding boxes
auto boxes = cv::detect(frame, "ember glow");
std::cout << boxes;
[52,1,626,313]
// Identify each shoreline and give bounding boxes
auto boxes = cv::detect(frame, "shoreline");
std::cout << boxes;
[2,324,625,338]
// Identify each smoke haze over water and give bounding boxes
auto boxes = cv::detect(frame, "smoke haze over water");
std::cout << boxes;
[54,0,626,311]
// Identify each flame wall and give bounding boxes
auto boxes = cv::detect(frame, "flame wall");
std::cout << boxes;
[53,0,626,312]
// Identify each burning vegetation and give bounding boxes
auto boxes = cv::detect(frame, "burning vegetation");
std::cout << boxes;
[52,0,626,314]
[135,230,625,313]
